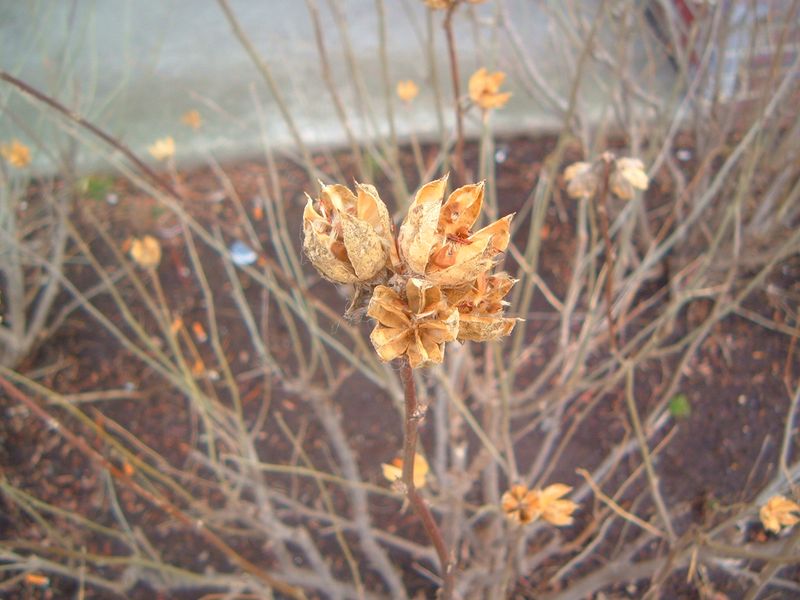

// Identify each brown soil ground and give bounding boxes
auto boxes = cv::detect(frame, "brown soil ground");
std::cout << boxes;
[1,135,798,599]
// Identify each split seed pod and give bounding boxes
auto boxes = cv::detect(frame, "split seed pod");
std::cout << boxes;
[397,176,513,287]
[304,182,393,283]
[447,271,519,341]
[367,278,459,368]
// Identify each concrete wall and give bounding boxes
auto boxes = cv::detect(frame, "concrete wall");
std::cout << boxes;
[0,1,672,173]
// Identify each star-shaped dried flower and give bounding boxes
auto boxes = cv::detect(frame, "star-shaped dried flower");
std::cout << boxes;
[382,453,429,489]
[148,137,175,161]
[446,271,519,341]
[397,80,420,104]
[501,484,538,524]
[469,68,511,111]
[610,157,649,200]
[502,483,578,526]
[397,176,512,287]
[760,495,800,533]
[181,109,203,130]
[368,278,459,368]
[1,139,32,168]
[303,182,393,284]
[130,235,162,269]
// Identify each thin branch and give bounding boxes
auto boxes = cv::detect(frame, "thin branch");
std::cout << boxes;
[400,359,455,599]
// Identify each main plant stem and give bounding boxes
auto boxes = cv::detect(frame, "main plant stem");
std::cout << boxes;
[399,359,454,599]
[596,156,619,354]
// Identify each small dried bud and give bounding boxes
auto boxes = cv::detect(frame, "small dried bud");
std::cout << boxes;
[367,278,459,368]
[469,68,511,111]
[610,157,649,200]
[303,182,393,284]
[563,161,598,199]
[760,495,800,533]
[501,483,578,526]
[396,80,419,103]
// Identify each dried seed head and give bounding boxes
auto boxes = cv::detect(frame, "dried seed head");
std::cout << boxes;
[610,157,649,200]
[398,178,513,287]
[502,483,578,526]
[181,109,203,130]
[535,483,578,526]
[501,484,538,524]
[0,139,32,168]
[367,278,459,368]
[469,67,512,111]
[396,80,419,103]
[148,137,175,161]
[760,495,800,533]
[381,453,429,489]
[448,272,519,341]
[303,182,393,284]
[564,161,598,200]
[130,235,162,269]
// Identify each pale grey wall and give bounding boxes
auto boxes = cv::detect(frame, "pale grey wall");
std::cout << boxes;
[0,1,672,173]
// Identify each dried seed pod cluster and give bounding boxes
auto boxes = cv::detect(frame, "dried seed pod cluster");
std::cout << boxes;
[564,154,649,201]
[303,175,519,368]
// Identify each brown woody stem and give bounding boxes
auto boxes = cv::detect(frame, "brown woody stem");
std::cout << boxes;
[443,3,466,186]
[399,359,454,599]
[596,157,619,354]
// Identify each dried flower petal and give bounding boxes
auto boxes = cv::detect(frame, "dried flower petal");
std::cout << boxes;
[398,175,449,274]
[564,161,598,199]
[382,453,429,489]
[303,182,393,283]
[469,68,511,111]
[129,235,162,269]
[148,137,175,161]
[610,157,649,200]
[1,139,32,168]
[397,80,419,103]
[760,495,800,533]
